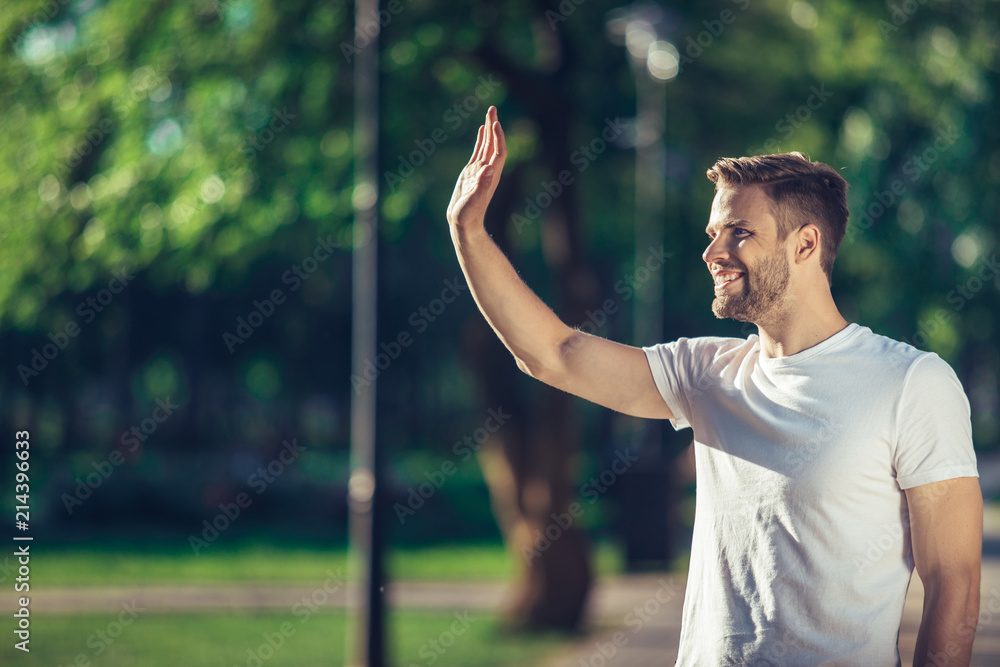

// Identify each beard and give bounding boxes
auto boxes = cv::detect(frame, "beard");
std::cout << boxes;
[711,248,790,323]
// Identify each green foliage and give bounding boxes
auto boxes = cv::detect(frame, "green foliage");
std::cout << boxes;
[1,0,998,521]
[1,0,354,325]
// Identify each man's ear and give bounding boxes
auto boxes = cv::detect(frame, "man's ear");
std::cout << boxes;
[793,224,821,265]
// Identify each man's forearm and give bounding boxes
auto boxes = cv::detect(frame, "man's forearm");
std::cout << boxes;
[912,579,979,667]
[450,222,571,378]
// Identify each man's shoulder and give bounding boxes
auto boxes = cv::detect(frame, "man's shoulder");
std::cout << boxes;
[647,325,954,378]
[645,333,756,361]
[836,325,962,395]
[846,325,939,368]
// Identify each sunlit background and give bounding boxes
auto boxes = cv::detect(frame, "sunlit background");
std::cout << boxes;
[0,0,998,665]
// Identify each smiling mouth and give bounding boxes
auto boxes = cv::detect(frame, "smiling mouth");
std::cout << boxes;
[713,271,745,291]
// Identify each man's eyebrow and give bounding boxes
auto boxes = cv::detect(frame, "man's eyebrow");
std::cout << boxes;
[705,219,755,235]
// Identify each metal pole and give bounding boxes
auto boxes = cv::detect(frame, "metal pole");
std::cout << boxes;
[626,25,668,472]
[632,61,666,348]
[348,0,384,663]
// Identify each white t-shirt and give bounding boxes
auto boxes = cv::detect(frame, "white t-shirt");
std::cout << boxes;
[643,323,979,666]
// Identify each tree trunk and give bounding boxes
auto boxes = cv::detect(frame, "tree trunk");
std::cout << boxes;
[461,22,601,627]
[464,311,592,631]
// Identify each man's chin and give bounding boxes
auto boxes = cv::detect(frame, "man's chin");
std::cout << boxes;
[712,307,753,323]
[711,296,757,323]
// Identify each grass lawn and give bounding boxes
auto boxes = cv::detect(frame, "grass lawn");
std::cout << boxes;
[3,610,572,667]
[20,541,627,666]
[34,540,625,586]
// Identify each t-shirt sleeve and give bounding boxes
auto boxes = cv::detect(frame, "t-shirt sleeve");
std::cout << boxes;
[643,338,697,430]
[893,353,979,490]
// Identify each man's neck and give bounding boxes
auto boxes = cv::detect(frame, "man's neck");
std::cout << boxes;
[754,295,849,359]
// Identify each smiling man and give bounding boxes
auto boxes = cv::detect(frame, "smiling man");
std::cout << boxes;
[446,107,982,666]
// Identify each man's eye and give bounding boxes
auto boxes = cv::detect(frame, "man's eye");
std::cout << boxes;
[734,228,751,237]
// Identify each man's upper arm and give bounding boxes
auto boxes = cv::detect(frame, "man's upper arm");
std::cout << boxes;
[895,353,981,579]
[542,330,675,420]
[905,477,982,583]
[894,353,978,489]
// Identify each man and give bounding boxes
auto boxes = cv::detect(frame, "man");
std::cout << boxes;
[446,106,982,666]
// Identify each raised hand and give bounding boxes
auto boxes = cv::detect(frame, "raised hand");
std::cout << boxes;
[446,106,507,231]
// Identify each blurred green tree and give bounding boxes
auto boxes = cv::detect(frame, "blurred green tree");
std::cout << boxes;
[1,0,997,635]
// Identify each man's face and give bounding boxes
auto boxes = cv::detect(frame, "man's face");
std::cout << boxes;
[703,185,791,324]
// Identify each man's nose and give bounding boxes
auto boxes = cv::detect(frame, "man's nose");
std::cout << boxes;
[702,235,730,265]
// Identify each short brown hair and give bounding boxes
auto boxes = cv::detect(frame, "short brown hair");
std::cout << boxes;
[706,152,849,282]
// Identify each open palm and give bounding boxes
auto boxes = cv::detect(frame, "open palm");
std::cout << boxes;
[446,106,507,230]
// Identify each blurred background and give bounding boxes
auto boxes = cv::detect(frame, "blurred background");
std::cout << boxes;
[1,0,998,665]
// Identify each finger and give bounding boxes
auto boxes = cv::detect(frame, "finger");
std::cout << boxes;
[469,124,485,165]
[489,120,507,166]
[477,123,491,162]
[481,110,495,158]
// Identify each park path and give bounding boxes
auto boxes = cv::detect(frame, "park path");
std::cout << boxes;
[10,499,1000,666]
